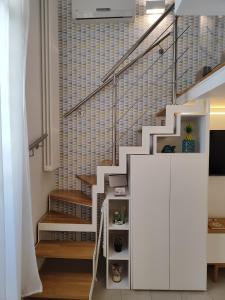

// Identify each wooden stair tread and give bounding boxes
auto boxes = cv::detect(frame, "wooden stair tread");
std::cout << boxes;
[39,211,91,225]
[76,175,97,186]
[36,240,95,259]
[155,108,166,117]
[100,159,113,166]
[100,160,119,166]
[50,190,92,207]
[31,260,92,299]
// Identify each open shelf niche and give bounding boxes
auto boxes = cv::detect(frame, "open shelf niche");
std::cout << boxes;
[108,230,129,260]
[155,114,208,154]
[108,199,129,230]
[107,260,130,289]
[106,185,130,289]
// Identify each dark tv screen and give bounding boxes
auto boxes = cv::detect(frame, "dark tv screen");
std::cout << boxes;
[209,130,225,176]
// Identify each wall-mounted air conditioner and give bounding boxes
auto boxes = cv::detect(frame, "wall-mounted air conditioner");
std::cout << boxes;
[72,0,136,22]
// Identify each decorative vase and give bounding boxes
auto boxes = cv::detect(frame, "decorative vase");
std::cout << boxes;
[182,123,195,153]
[113,209,126,225]
[161,145,176,153]
[182,139,195,153]
[112,263,123,283]
[114,237,123,252]
[113,211,122,225]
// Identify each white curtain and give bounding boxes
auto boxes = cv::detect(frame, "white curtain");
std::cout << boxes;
[0,0,42,299]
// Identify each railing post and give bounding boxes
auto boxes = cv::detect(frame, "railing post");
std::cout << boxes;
[112,73,117,166]
[172,15,178,105]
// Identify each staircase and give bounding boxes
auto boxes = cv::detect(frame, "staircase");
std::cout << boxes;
[29,99,207,299]
[93,102,207,194]
[29,2,217,297]
[31,181,97,300]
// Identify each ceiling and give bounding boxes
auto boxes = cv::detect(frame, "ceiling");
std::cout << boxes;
[175,0,225,15]
[205,83,225,107]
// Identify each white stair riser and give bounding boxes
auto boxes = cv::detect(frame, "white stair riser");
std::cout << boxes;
[38,223,96,232]
[94,104,207,196]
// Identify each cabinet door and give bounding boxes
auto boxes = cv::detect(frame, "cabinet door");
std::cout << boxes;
[131,155,170,290]
[170,155,207,290]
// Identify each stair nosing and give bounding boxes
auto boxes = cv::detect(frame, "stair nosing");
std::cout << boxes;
[76,175,97,186]
[36,240,96,260]
[50,189,92,207]
[39,211,92,225]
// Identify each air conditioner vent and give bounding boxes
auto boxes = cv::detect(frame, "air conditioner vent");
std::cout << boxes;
[72,0,135,23]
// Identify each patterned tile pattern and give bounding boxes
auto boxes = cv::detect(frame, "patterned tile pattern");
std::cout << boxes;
[57,2,225,191]
[55,1,225,240]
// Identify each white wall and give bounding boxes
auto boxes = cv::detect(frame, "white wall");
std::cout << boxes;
[208,114,225,217]
[26,0,56,242]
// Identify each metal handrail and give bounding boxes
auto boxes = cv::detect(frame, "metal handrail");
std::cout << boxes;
[64,4,175,118]
[106,27,190,132]
[29,133,48,154]
[64,32,171,118]
[172,16,178,104]
[101,3,175,82]
[64,3,176,165]
[113,26,190,111]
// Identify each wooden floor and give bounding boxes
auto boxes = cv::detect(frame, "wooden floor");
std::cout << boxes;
[39,211,91,224]
[76,175,97,186]
[36,240,95,260]
[50,190,92,207]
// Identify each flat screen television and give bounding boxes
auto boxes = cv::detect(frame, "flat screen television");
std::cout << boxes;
[209,130,225,176]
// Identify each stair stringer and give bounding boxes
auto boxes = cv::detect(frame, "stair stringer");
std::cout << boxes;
[93,107,176,195]
[90,102,207,299]
[38,104,206,245]
[152,102,207,154]
[92,102,206,197]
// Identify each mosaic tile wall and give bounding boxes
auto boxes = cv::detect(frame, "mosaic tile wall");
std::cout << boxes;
[56,0,225,190]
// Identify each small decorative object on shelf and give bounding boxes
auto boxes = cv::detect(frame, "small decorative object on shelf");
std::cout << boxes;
[161,145,176,153]
[114,187,127,196]
[112,263,123,283]
[182,123,195,153]
[113,211,123,225]
[196,65,212,80]
[113,207,126,225]
[208,218,225,230]
[202,65,212,77]
[114,236,123,252]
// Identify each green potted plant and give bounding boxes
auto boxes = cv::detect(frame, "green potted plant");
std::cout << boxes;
[182,123,195,153]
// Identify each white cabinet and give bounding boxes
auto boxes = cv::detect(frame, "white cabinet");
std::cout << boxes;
[131,154,207,291]
[170,155,207,290]
[131,156,170,290]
